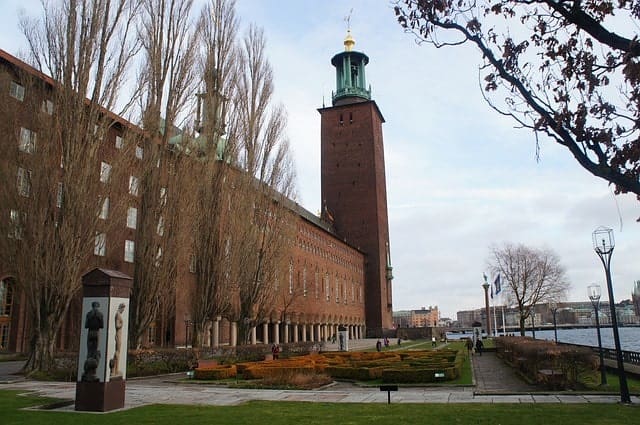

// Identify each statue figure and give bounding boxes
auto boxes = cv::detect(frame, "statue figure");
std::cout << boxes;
[82,301,104,382]
[109,303,126,377]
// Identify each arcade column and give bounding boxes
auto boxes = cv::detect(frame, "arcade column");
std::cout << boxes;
[75,268,132,412]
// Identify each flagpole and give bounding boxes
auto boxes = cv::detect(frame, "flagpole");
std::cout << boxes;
[501,304,506,335]
[492,299,498,337]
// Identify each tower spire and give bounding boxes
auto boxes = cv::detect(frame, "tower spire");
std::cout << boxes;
[330,26,370,105]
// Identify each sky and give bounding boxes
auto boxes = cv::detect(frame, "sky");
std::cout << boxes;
[1,1,639,319]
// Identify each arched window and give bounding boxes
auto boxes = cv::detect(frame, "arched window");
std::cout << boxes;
[0,279,15,350]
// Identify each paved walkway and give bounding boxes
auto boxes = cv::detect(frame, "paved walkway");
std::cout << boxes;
[2,344,639,409]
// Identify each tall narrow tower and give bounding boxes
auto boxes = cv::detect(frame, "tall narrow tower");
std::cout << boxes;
[319,31,393,336]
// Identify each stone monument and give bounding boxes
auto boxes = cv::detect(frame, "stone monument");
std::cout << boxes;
[75,268,132,412]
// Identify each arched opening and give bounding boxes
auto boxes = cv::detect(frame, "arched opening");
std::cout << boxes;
[0,277,16,350]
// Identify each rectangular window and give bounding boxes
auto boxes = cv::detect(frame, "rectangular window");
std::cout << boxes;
[135,146,144,160]
[160,187,167,206]
[0,280,14,317]
[303,267,307,297]
[9,81,24,101]
[126,207,137,229]
[99,197,109,219]
[343,282,347,303]
[124,240,135,263]
[325,274,330,301]
[0,324,9,349]
[19,127,36,153]
[100,162,111,183]
[42,99,54,115]
[147,323,156,346]
[8,210,23,240]
[56,183,63,208]
[94,233,106,256]
[154,246,162,267]
[336,279,340,303]
[115,135,124,149]
[17,167,31,197]
[288,262,294,294]
[157,216,164,236]
[129,176,139,196]
[314,271,319,299]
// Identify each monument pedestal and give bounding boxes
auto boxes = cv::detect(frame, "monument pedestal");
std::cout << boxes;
[75,378,125,412]
[75,268,132,412]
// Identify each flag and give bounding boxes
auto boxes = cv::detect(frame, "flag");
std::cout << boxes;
[494,274,501,295]
[490,284,494,299]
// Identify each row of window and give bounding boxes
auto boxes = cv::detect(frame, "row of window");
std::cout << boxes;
[297,226,362,272]
[94,234,135,263]
[10,81,54,114]
[16,164,140,200]
[99,161,140,196]
[287,263,362,304]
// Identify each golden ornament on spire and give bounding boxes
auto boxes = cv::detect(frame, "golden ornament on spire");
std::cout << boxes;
[344,29,355,52]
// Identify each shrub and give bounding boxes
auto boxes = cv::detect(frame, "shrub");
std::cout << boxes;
[194,364,237,380]
[495,336,597,389]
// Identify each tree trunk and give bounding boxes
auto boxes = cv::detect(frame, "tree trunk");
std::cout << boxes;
[191,321,206,349]
[23,328,58,375]
[519,316,526,336]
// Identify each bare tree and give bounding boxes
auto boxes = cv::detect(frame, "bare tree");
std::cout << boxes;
[275,262,307,332]
[187,0,240,347]
[129,0,199,348]
[226,24,297,344]
[395,1,640,202]
[488,243,570,336]
[0,0,141,373]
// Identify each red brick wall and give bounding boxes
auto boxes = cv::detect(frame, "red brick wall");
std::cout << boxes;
[319,100,393,335]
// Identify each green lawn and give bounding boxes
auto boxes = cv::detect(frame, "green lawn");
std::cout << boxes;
[1,390,638,425]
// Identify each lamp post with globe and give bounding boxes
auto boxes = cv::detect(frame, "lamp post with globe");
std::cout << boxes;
[588,284,607,386]
[592,227,629,402]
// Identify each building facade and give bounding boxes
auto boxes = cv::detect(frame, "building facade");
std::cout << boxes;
[318,30,394,336]
[0,31,394,353]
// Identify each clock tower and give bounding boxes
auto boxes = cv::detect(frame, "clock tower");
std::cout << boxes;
[318,31,393,336]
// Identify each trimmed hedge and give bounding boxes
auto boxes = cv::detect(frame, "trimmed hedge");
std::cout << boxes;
[194,364,237,380]
[495,336,597,389]
[192,348,465,384]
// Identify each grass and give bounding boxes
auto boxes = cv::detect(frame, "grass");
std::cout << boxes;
[582,372,640,393]
[1,390,638,425]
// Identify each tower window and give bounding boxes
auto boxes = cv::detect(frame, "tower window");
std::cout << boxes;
[349,112,353,123]
[339,114,343,126]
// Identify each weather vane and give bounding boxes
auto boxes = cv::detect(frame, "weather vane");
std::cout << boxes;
[344,8,353,30]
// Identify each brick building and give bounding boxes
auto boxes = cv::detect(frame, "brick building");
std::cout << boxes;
[0,31,393,353]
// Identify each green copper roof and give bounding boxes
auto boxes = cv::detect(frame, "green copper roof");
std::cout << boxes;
[331,49,371,104]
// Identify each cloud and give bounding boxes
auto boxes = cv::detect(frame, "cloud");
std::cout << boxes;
[4,0,638,320]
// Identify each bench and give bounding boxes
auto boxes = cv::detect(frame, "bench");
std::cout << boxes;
[379,385,398,404]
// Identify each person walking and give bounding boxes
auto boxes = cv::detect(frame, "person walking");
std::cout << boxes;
[466,338,474,356]
[475,338,484,356]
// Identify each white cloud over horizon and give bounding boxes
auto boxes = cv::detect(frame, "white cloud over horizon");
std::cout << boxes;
[2,0,638,320]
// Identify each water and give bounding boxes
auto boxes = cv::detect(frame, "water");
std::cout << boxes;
[447,327,640,352]
[523,327,640,352]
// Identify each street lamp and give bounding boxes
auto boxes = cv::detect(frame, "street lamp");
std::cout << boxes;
[482,274,492,337]
[588,284,607,386]
[549,301,559,343]
[592,226,629,403]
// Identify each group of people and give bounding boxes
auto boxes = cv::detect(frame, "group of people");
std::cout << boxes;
[375,337,391,351]
[466,337,484,355]
[271,343,280,359]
